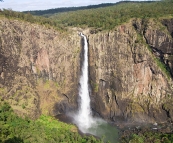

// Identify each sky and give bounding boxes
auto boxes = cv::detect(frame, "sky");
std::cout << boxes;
[0,0,121,11]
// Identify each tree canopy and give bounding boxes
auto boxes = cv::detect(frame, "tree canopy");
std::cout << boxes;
[49,1,173,30]
[0,101,103,143]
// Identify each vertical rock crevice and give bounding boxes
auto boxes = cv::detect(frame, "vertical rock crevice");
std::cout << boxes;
[88,18,173,123]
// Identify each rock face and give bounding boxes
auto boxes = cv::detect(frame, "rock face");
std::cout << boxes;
[1,17,173,124]
[0,18,81,118]
[88,18,173,123]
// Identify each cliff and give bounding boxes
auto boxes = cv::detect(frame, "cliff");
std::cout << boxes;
[1,17,173,123]
[0,18,81,118]
[88,18,173,123]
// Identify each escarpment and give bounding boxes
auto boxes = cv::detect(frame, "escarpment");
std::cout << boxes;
[1,17,173,124]
[0,18,81,118]
[88,18,173,123]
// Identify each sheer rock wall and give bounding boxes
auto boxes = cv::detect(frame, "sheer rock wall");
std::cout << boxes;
[0,18,81,118]
[88,19,173,123]
[1,17,173,123]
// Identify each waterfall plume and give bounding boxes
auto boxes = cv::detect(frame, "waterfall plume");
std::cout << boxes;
[69,33,118,143]
[73,33,94,133]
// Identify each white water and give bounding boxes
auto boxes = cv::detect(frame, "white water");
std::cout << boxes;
[74,33,94,133]
[70,33,119,143]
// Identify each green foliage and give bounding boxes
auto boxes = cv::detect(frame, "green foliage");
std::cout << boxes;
[48,1,173,30]
[90,81,99,92]
[154,57,171,79]
[144,42,171,79]
[145,43,171,79]
[0,101,102,143]
[24,3,115,16]
[1,1,173,31]
[120,131,173,143]
[22,104,26,109]
[0,9,66,32]
[129,134,144,143]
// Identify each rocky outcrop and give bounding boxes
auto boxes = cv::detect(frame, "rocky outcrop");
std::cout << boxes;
[88,18,173,123]
[144,19,173,76]
[0,18,81,118]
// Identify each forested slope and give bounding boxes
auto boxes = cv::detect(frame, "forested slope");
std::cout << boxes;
[49,1,173,30]
[0,9,66,31]
[1,1,173,31]
[24,3,116,16]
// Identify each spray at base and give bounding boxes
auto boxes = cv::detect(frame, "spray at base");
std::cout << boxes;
[74,32,94,133]
[69,33,118,143]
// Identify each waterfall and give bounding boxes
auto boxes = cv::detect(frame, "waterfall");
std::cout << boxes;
[74,33,94,132]
[71,33,119,143]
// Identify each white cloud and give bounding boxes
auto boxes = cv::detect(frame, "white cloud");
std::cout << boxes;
[0,0,125,11]
[1,0,77,11]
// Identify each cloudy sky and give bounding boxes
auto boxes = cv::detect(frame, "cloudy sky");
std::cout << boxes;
[0,0,121,11]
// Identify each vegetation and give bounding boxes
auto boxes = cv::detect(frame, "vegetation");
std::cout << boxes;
[0,9,66,32]
[24,3,116,16]
[135,32,172,79]
[154,56,172,79]
[46,1,173,30]
[1,2,173,142]
[0,101,103,143]
[120,131,173,143]
[1,1,173,31]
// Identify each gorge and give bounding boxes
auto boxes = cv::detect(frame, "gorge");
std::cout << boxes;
[0,17,173,123]
[1,15,173,141]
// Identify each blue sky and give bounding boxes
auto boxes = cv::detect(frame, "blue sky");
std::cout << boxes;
[0,0,120,11]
